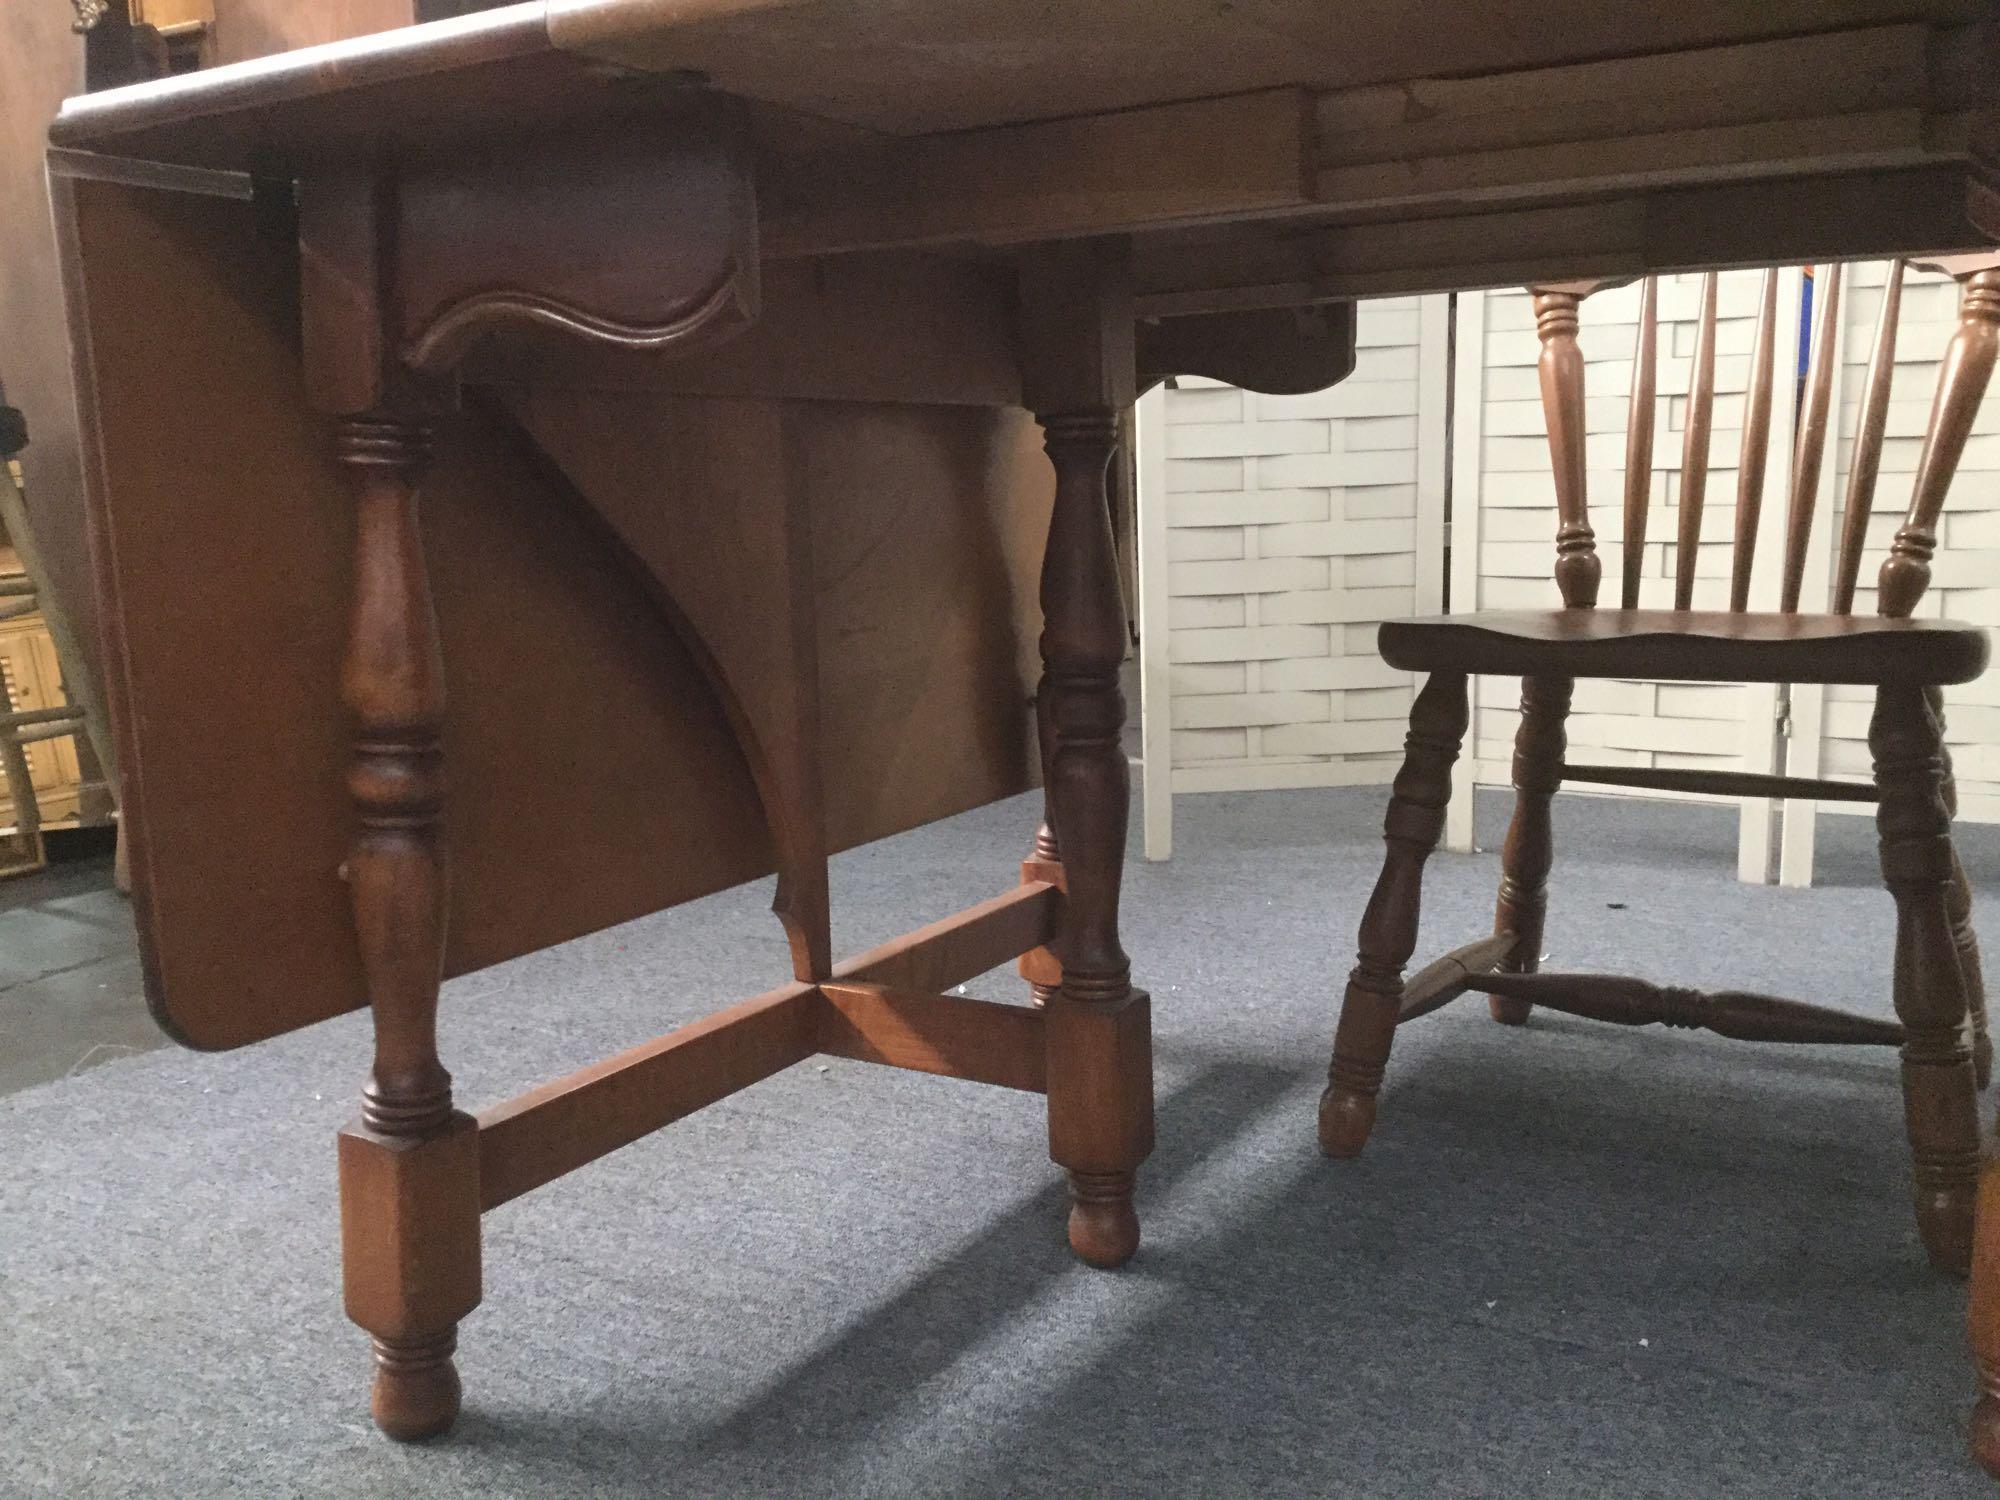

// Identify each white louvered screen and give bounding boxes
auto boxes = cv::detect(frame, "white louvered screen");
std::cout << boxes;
[1154,295,1447,800]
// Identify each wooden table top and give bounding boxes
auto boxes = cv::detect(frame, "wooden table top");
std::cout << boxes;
[50,0,2000,298]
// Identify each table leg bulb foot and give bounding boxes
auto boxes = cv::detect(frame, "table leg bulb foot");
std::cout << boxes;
[1489,995,1532,1026]
[1067,1170,1139,1268]
[1317,1084,1377,1159]
[1917,1184,1976,1278]
[371,1331,462,1442]
[1971,1383,2000,1479]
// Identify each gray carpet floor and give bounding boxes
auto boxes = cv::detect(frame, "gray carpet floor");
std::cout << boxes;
[2,786,1995,1498]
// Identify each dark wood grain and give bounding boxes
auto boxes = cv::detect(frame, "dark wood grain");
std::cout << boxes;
[332,410,474,1441]
[1832,259,1904,614]
[1528,288,1599,608]
[1020,242,1152,1270]
[1332,255,2000,1401]
[476,983,820,1211]
[1620,276,1656,610]
[817,982,1047,1094]
[1728,268,1779,612]
[1872,683,1980,1274]
[1470,971,1904,1045]
[1380,608,1990,685]
[1318,671,1468,1157]
[1673,271,1717,611]
[1489,674,1571,1025]
[1780,263,1843,613]
[1881,266,2000,618]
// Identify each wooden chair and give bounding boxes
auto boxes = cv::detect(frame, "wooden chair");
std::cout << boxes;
[1318,254,2000,1275]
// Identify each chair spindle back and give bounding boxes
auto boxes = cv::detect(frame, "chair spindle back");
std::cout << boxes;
[1528,257,2000,621]
[1673,272,1718,611]
[1727,269,1779,612]
[1619,276,1656,611]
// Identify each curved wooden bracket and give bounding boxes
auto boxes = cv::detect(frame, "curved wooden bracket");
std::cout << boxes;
[404,273,754,377]
[1136,302,1356,396]
[394,104,760,382]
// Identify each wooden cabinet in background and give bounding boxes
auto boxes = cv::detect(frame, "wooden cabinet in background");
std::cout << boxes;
[0,607,83,832]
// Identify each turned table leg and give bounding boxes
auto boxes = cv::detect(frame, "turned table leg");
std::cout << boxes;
[1035,408,1153,1268]
[1491,674,1571,1025]
[1319,671,1469,1157]
[334,415,481,1441]
[1019,693,1064,1009]
[1872,682,1979,1276]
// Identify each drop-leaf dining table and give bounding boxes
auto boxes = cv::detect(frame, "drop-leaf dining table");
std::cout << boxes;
[43,0,2000,1467]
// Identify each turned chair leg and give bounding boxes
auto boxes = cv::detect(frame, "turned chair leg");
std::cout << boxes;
[1490,675,1572,1025]
[334,416,481,1440]
[1973,1161,2000,1478]
[1950,846,1990,1092]
[1035,408,1153,1268]
[1319,671,1470,1157]
[1873,682,1980,1275]
[1932,690,1992,1089]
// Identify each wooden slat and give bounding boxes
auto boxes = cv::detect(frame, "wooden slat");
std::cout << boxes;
[1560,762,1879,802]
[1311,26,1937,168]
[763,90,1311,257]
[1470,970,1904,1045]
[1728,267,1780,611]
[1621,276,1657,609]
[1398,933,1518,1023]
[1781,262,1845,613]
[818,981,1047,1093]
[1130,164,1988,308]
[1832,259,1905,614]
[476,982,819,1210]
[831,882,1060,993]
[1673,271,1718,610]
[1310,109,1954,219]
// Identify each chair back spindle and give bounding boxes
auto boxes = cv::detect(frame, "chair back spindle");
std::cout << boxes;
[1880,265,2000,617]
[1533,258,1999,621]
[1831,260,1905,614]
[1673,272,1719,610]
[1728,269,1781,611]
[1530,285,1600,607]
[1780,264,1844,612]
[1620,277,1658,610]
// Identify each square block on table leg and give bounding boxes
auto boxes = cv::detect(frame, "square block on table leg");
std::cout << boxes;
[339,1111,482,1340]
[1045,987,1155,1172]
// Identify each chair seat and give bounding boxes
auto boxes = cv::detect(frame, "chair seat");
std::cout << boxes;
[1379,608,1990,685]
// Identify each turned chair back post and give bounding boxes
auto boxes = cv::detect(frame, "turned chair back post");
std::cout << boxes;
[1878,264,2000,618]
[1529,286,1601,608]
[1533,258,2000,622]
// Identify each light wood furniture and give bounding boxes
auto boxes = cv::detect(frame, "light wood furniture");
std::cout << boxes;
[0,401,107,874]
[46,0,2000,1469]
